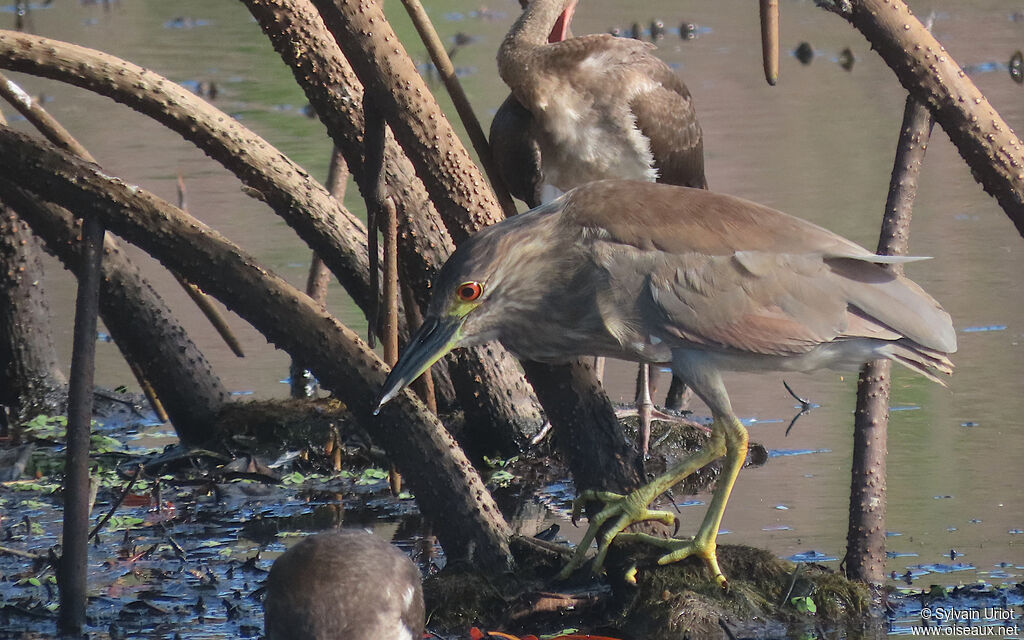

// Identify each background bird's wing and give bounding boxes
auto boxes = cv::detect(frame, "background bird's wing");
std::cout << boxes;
[490,94,544,208]
[628,62,707,189]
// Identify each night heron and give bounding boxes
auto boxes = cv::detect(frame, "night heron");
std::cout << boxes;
[375,180,956,584]
[491,0,707,451]
[264,531,424,640]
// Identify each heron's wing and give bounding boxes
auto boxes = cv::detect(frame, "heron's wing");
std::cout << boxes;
[564,181,876,259]
[490,94,544,208]
[565,182,956,355]
[599,248,853,355]
[627,62,707,189]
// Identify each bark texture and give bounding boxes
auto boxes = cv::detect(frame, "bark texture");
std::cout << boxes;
[305,0,635,475]
[845,94,933,586]
[58,205,103,636]
[819,0,1024,236]
[0,30,376,318]
[309,0,506,242]
[0,204,65,422]
[2,188,229,445]
[242,0,544,451]
[0,126,513,570]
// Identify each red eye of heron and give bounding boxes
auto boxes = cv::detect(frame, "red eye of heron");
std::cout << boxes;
[456,281,483,302]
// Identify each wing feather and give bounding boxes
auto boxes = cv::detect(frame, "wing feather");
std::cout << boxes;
[565,182,956,357]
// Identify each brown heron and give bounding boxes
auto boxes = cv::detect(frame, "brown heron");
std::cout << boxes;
[375,180,956,584]
[264,531,424,640]
[490,0,708,452]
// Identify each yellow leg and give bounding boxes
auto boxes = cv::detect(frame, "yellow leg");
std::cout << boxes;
[619,414,748,586]
[557,423,729,580]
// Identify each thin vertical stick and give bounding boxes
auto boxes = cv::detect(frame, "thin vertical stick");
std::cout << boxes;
[845,94,933,586]
[127,359,169,424]
[399,0,518,217]
[364,93,401,494]
[58,213,104,634]
[2,68,105,634]
[175,175,245,358]
[760,0,780,85]
[291,148,347,398]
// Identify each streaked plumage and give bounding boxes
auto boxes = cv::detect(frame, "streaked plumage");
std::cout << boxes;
[425,181,954,380]
[376,180,955,584]
[491,0,706,208]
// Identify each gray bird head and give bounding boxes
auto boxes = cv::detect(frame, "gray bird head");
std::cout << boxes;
[374,200,566,412]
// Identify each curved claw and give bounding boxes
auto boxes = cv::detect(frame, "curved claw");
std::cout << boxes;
[657,539,728,589]
[616,532,729,589]
[557,488,677,580]
[569,489,624,527]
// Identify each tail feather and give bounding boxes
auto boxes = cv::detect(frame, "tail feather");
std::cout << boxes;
[884,340,954,385]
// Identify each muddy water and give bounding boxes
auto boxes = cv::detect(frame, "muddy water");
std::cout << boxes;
[4,0,1022,592]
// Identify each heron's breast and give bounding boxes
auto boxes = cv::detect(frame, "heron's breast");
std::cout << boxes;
[533,80,657,188]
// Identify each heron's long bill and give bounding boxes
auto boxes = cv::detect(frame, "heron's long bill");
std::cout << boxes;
[373,315,463,414]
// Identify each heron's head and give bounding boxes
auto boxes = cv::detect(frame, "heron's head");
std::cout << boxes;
[374,202,565,413]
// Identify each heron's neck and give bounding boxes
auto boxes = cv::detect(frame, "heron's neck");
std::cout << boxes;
[498,0,571,83]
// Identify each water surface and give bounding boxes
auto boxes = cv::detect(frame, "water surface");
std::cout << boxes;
[4,0,1022,597]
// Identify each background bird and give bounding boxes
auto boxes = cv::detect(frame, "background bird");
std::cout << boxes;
[264,530,424,640]
[376,180,956,583]
[490,0,708,453]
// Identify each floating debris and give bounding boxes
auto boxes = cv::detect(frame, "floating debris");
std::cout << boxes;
[676,499,705,508]
[774,504,789,510]
[886,531,903,537]
[961,324,1007,333]
[886,551,918,558]
[762,524,792,531]
[890,405,921,412]
[960,421,980,428]
[908,562,975,574]
[838,47,855,71]
[679,21,699,40]
[794,42,814,65]
[650,19,665,40]
[1009,50,1023,84]
[933,495,953,500]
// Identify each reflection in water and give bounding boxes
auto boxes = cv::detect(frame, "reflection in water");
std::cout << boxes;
[5,0,1022,590]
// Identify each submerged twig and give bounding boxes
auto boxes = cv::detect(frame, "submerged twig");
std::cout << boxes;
[175,175,245,358]
[88,464,144,542]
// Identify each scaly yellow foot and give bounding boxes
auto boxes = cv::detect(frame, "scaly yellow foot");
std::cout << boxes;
[557,431,726,580]
[556,489,678,580]
[617,531,728,588]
